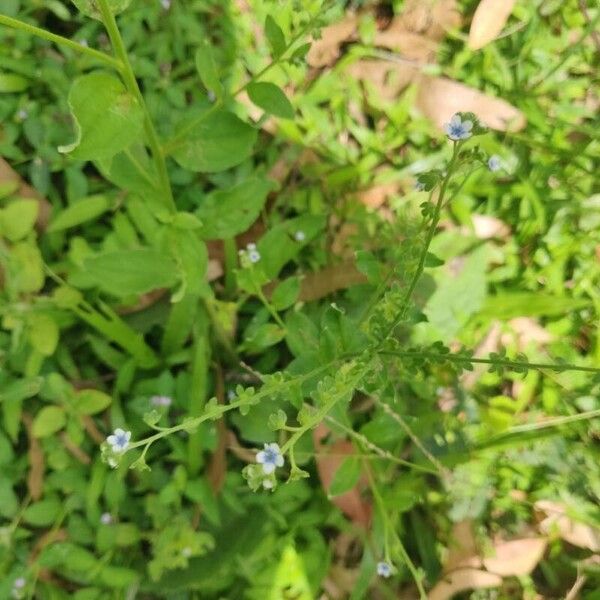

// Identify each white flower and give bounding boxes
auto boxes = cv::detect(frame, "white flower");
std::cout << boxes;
[100,512,112,525]
[256,443,284,475]
[376,561,393,578]
[11,578,26,599]
[160,0,171,9]
[444,113,473,141]
[181,547,192,557]
[79,39,88,47]
[294,230,306,242]
[488,155,502,172]
[16,109,28,121]
[106,428,131,453]
[246,243,261,264]
[151,395,172,408]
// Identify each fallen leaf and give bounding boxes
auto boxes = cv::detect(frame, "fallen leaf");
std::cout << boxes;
[536,500,600,552]
[22,412,44,501]
[357,181,400,209]
[503,317,553,350]
[307,14,358,67]
[471,214,510,240]
[429,568,502,600]
[415,75,526,132]
[482,538,547,576]
[313,424,371,528]
[445,521,479,572]
[298,261,367,302]
[468,0,517,50]
[401,0,461,40]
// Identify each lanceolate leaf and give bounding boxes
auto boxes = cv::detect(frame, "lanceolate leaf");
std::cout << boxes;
[59,72,144,161]
[170,109,257,173]
[247,82,294,119]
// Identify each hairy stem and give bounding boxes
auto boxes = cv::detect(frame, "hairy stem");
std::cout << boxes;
[96,0,175,213]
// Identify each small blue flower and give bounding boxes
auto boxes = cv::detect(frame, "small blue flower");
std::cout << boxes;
[106,428,131,453]
[100,512,112,525]
[488,155,502,172]
[414,180,426,192]
[12,578,26,599]
[246,243,261,264]
[444,114,473,141]
[376,561,393,578]
[256,443,284,474]
[294,230,306,242]
[151,395,172,408]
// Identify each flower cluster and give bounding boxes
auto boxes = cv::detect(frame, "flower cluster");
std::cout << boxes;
[239,242,261,267]
[242,442,285,491]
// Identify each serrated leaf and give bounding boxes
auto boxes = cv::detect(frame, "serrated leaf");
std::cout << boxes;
[247,82,294,119]
[171,109,257,173]
[83,249,178,296]
[59,72,144,161]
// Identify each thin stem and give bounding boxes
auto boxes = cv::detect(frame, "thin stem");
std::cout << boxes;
[379,143,459,343]
[96,0,175,214]
[255,285,286,330]
[0,14,122,70]
[379,349,600,374]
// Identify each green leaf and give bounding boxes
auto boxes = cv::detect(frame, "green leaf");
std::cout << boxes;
[0,199,38,241]
[32,405,66,438]
[328,457,361,497]
[71,0,132,19]
[76,389,112,415]
[168,229,209,297]
[480,292,590,319]
[270,545,313,600]
[0,72,29,93]
[243,323,285,354]
[171,109,257,173]
[23,498,62,526]
[195,40,223,99]
[247,82,294,119]
[48,195,110,232]
[271,277,300,310]
[83,249,178,296]
[27,313,59,356]
[196,177,275,239]
[59,72,144,161]
[10,240,44,293]
[265,15,286,58]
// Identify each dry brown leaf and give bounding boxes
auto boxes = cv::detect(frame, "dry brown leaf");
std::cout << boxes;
[401,0,461,40]
[313,424,372,528]
[415,75,526,132]
[482,537,547,576]
[0,158,51,230]
[468,0,517,50]
[471,214,511,239]
[445,521,480,572]
[358,181,400,209]
[22,412,44,501]
[503,317,553,349]
[298,261,367,302]
[307,14,358,68]
[536,500,600,552]
[429,568,502,600]
[345,59,418,101]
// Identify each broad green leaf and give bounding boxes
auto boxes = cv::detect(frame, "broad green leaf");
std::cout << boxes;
[32,405,66,437]
[271,277,300,310]
[196,177,275,239]
[265,15,286,58]
[243,323,285,354]
[0,477,18,518]
[71,0,132,19]
[171,109,257,173]
[83,249,178,296]
[59,72,144,161]
[258,214,326,279]
[328,457,361,497]
[195,41,223,99]
[168,229,209,297]
[23,498,62,526]
[247,82,294,119]
[27,313,59,356]
[48,195,110,232]
[270,545,313,600]
[0,199,38,241]
[76,389,112,415]
[479,292,590,319]
[10,240,44,293]
[0,72,29,93]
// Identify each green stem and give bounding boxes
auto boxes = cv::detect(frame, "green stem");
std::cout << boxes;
[0,14,122,70]
[223,238,238,297]
[96,0,175,214]
[379,143,459,343]
[255,285,286,330]
[378,349,600,374]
